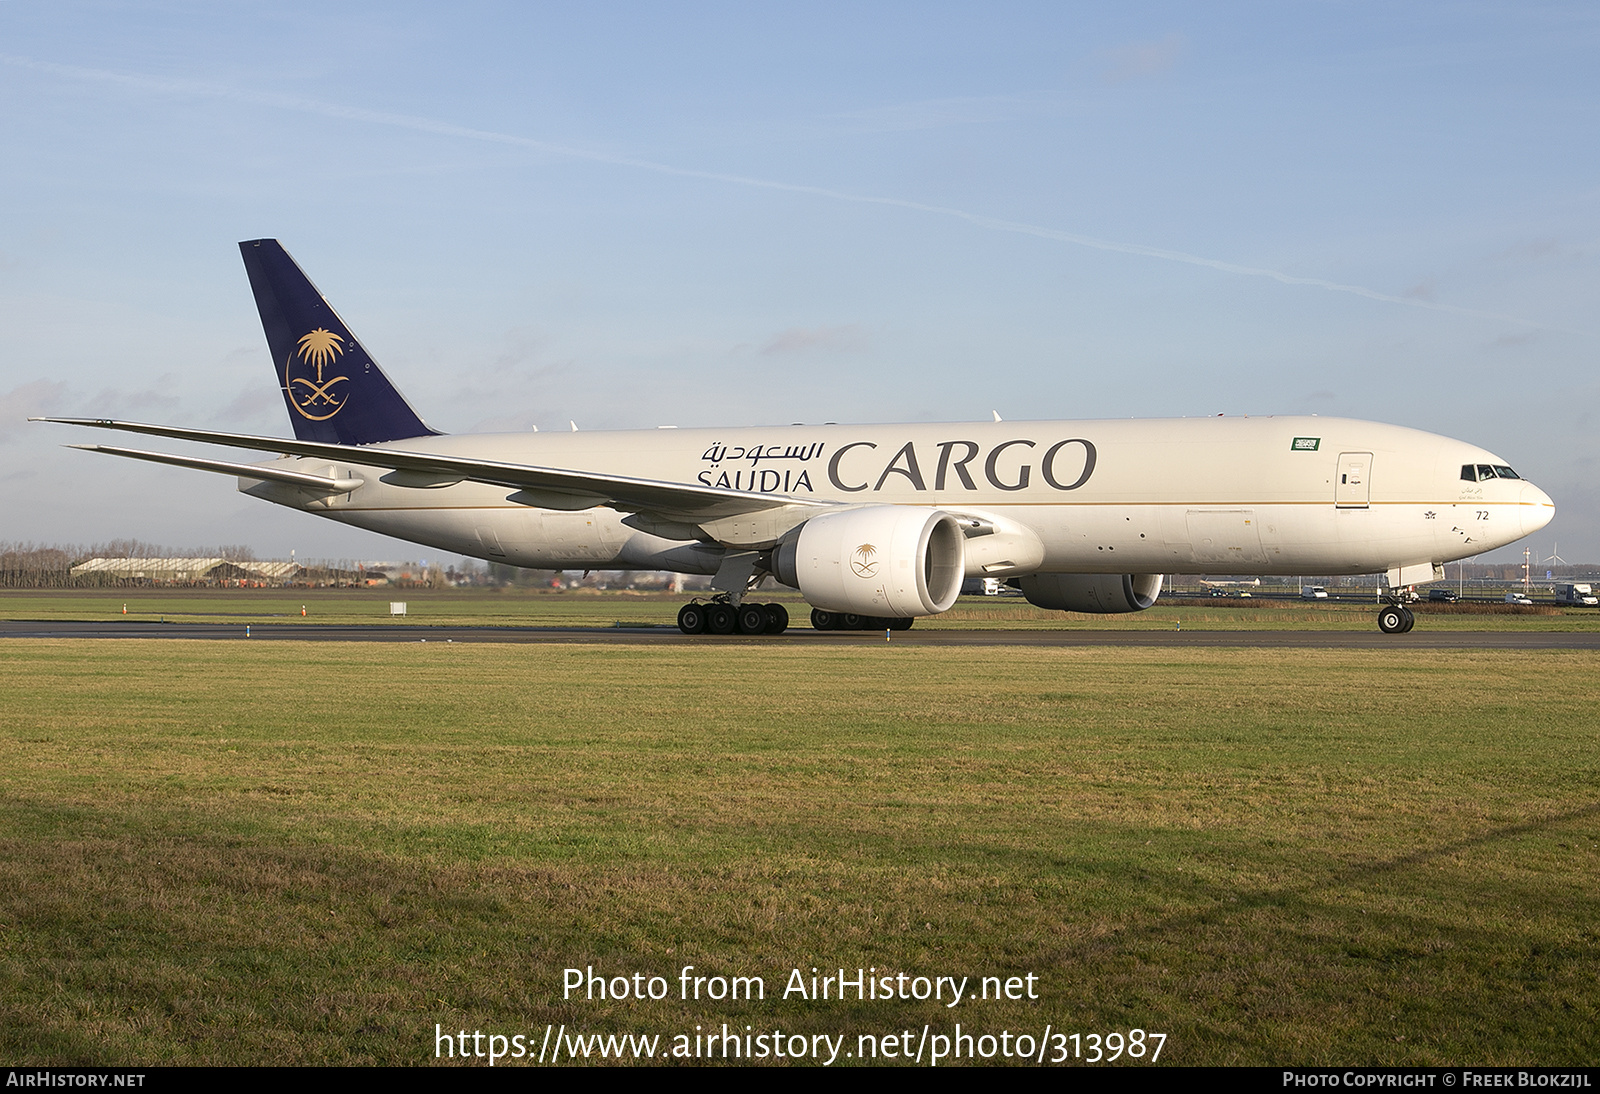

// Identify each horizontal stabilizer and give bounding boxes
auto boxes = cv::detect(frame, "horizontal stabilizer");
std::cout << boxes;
[67,444,365,493]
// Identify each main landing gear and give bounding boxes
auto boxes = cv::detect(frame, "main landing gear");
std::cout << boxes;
[1377,602,1415,634]
[673,599,914,635]
[811,609,913,632]
[677,598,790,635]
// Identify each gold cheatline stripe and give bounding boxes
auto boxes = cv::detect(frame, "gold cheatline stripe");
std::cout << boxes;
[318,500,1545,513]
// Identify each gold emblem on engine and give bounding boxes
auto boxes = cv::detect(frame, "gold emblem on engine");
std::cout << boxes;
[284,328,350,421]
[850,543,879,579]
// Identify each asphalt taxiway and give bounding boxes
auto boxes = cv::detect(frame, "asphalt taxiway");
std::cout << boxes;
[3,619,1597,649]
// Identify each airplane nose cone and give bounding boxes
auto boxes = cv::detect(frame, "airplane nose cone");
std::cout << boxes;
[1520,482,1555,537]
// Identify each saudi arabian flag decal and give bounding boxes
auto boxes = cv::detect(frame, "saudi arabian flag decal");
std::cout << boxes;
[1291,437,1320,451]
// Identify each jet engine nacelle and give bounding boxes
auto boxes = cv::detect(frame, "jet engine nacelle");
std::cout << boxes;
[775,506,966,617]
[1017,572,1164,614]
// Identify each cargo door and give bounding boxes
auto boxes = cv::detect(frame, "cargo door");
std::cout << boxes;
[475,526,507,558]
[1335,452,1372,509]
[1185,509,1267,566]
[543,511,619,562]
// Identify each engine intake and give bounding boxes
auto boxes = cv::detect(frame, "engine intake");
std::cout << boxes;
[1017,573,1164,614]
[775,506,965,617]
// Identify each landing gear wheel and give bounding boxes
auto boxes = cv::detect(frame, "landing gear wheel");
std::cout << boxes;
[1400,606,1416,633]
[736,603,771,635]
[811,608,837,630]
[707,604,737,635]
[889,616,914,631]
[1377,605,1407,634]
[841,613,864,630]
[677,603,707,635]
[764,603,789,634]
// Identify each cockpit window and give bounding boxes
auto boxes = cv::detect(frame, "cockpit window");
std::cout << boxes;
[1461,464,1522,482]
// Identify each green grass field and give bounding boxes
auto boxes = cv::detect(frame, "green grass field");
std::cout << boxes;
[1,630,1596,1066]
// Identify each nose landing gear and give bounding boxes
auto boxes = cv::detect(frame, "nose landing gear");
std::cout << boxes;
[1377,602,1415,634]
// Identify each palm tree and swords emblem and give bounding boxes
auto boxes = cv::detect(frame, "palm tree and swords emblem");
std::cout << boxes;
[285,328,350,420]
[850,543,880,579]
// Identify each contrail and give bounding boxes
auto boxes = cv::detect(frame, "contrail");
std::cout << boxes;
[4,53,1578,335]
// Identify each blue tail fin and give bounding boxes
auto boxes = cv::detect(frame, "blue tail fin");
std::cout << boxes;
[240,239,439,444]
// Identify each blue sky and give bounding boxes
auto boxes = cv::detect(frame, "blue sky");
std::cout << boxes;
[3,2,1596,564]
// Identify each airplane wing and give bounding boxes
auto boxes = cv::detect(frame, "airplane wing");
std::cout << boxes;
[37,417,826,521]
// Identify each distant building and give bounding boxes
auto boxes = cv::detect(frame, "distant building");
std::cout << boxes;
[69,557,301,584]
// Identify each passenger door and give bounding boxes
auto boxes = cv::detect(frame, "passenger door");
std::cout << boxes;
[1335,452,1372,509]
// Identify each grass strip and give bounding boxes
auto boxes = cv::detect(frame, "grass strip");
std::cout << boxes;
[1,640,1595,1065]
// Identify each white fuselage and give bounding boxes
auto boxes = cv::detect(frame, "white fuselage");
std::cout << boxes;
[239,415,1553,578]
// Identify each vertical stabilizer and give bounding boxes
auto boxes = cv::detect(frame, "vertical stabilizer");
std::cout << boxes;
[239,239,439,444]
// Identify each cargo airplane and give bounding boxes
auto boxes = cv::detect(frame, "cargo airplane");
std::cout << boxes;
[37,240,1555,635]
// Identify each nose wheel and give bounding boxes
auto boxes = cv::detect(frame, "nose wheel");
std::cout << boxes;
[1377,604,1415,633]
